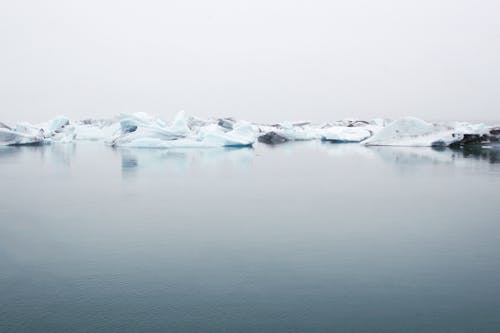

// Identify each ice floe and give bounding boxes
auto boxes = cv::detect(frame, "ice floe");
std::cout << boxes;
[255,122,320,142]
[362,117,493,147]
[109,111,254,148]
[1,113,497,149]
[0,122,45,146]
[321,126,373,143]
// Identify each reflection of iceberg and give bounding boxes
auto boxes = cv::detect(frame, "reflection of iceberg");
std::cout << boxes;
[0,146,23,159]
[368,146,455,165]
[363,117,490,147]
[319,141,377,158]
[0,143,77,170]
[121,151,139,172]
[118,146,255,174]
[368,144,500,166]
[451,144,500,164]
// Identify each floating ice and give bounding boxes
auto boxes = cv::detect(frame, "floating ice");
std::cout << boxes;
[109,111,254,148]
[1,113,497,149]
[258,132,289,144]
[362,117,491,147]
[48,116,70,132]
[256,122,320,142]
[321,126,372,143]
[0,122,45,146]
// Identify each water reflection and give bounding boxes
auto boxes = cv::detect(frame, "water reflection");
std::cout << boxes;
[1,143,498,175]
[0,146,23,159]
[318,141,377,159]
[1,141,499,333]
[449,145,500,164]
[116,147,255,176]
[0,143,77,167]
[368,146,455,166]
[317,141,500,165]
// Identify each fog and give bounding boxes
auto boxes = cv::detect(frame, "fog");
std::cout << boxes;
[1,0,499,124]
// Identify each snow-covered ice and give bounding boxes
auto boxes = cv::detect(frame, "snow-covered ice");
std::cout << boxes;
[0,122,45,146]
[321,126,373,143]
[1,113,497,149]
[109,111,255,148]
[362,117,491,147]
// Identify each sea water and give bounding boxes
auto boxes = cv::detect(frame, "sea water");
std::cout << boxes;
[1,142,499,333]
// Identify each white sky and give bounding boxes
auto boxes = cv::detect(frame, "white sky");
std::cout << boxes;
[1,0,499,123]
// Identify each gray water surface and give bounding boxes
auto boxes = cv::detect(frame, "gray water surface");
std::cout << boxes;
[1,142,499,333]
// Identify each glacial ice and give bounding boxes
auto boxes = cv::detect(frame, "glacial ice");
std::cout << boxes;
[109,111,255,148]
[272,122,321,141]
[362,117,491,147]
[1,113,496,149]
[321,126,373,143]
[0,122,45,146]
[48,116,70,133]
[255,118,387,144]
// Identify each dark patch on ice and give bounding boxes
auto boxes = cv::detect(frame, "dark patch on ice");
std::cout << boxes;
[449,134,493,147]
[321,138,360,143]
[258,132,288,145]
[217,118,236,130]
[450,144,500,164]
[347,120,370,127]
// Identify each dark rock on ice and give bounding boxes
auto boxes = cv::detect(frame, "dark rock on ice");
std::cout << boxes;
[291,121,311,127]
[489,127,500,141]
[448,132,500,147]
[258,132,289,145]
[347,120,370,127]
[218,118,236,130]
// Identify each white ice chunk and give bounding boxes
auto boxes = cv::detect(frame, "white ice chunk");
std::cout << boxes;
[51,126,77,143]
[74,125,106,141]
[197,122,255,147]
[259,122,320,141]
[169,110,191,136]
[109,112,254,148]
[363,117,490,147]
[321,126,372,143]
[48,116,70,132]
[0,123,45,146]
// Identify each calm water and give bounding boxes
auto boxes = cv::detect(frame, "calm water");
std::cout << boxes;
[1,142,499,333]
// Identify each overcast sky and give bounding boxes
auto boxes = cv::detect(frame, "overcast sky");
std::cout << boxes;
[1,0,499,124]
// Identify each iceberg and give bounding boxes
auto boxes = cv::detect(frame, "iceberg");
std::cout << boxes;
[48,116,70,133]
[258,131,289,144]
[321,126,372,143]
[256,121,321,143]
[217,117,236,130]
[26,115,77,144]
[0,122,45,146]
[274,122,320,141]
[74,125,107,141]
[2,112,497,149]
[256,119,383,144]
[109,111,254,148]
[362,117,491,147]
